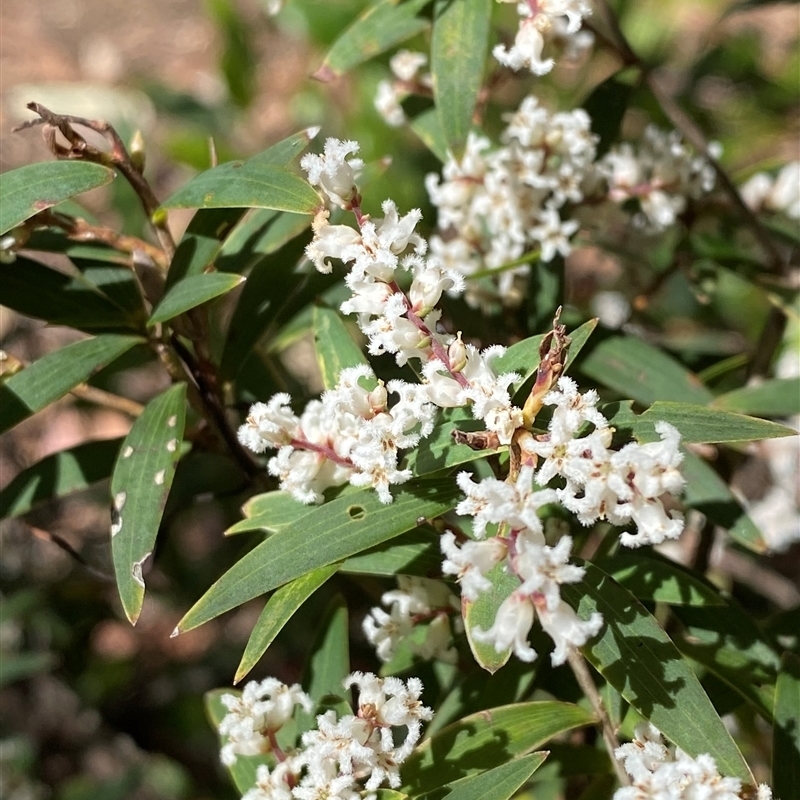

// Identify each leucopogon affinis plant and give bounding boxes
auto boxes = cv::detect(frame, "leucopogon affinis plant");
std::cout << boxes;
[1,0,797,798]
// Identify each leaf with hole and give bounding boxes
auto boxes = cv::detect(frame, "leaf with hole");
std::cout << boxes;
[0,334,143,435]
[176,478,461,634]
[110,383,187,625]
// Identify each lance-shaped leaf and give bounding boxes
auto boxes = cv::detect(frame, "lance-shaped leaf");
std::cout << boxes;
[464,562,521,673]
[176,478,461,634]
[436,752,548,800]
[297,595,351,734]
[773,652,800,800]
[204,689,268,793]
[0,161,114,235]
[409,108,449,163]
[712,377,800,418]
[561,561,751,782]
[631,402,795,444]
[580,334,713,406]
[583,73,634,157]
[110,383,187,625]
[235,563,339,684]
[148,272,245,325]
[313,306,368,390]
[400,701,595,793]
[248,127,320,167]
[431,0,491,158]
[1,256,142,332]
[596,552,726,607]
[341,528,442,577]
[1,437,122,520]
[681,451,767,553]
[226,490,314,535]
[314,0,432,80]
[161,160,320,215]
[0,334,143,435]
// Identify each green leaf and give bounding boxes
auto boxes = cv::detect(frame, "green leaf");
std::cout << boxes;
[110,384,187,625]
[671,602,781,720]
[773,652,800,800]
[167,208,245,287]
[403,408,501,476]
[0,334,143,435]
[204,689,268,793]
[226,490,314,535]
[234,563,339,684]
[633,402,795,444]
[494,318,598,388]
[596,552,726,606]
[313,306,368,390]
[431,0,491,158]
[400,701,595,793]
[712,378,800,418]
[297,595,351,734]
[248,128,321,167]
[148,272,245,325]
[0,161,114,235]
[0,437,122,520]
[580,335,714,406]
[341,528,442,577]
[561,562,751,781]
[315,0,432,80]
[434,752,548,800]
[176,478,461,633]
[409,108,449,163]
[161,161,320,215]
[583,73,634,157]
[464,562,520,673]
[681,451,768,553]
[0,256,143,332]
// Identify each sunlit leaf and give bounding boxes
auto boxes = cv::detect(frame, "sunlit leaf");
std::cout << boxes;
[110,383,187,625]
[0,334,143,435]
[148,272,245,325]
[226,490,314,535]
[313,306,368,390]
[712,378,800,418]
[0,161,114,235]
[176,478,461,633]
[433,751,548,800]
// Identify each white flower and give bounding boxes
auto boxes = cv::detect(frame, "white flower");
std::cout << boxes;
[301,138,364,209]
[238,394,298,451]
[537,598,603,665]
[530,207,580,262]
[473,591,538,661]
[741,161,800,219]
[440,531,508,600]
[374,80,406,127]
[390,50,428,82]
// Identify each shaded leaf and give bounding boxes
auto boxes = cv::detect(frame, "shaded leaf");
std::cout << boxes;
[0,334,142,435]
[176,478,461,633]
[409,108,449,163]
[341,527,442,577]
[583,74,634,157]
[0,652,57,687]
[580,335,713,406]
[431,0,491,158]
[0,437,122,520]
[148,272,245,325]
[561,561,751,781]
[110,384,187,625]
[400,701,595,793]
[313,306,368,390]
[773,652,800,800]
[0,161,114,235]
[316,0,432,79]
[712,378,800,418]
[226,490,314,535]
[161,161,320,215]
[235,564,339,683]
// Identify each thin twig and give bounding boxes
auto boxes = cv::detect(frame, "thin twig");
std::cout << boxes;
[71,384,145,417]
[567,648,629,787]
[15,102,176,260]
[27,525,115,582]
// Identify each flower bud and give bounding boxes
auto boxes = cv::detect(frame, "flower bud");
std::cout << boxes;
[448,334,467,373]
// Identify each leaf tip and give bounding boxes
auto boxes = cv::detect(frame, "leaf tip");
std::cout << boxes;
[170,625,181,639]
[305,125,321,141]
[312,64,336,83]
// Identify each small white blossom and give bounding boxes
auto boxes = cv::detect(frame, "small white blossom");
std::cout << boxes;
[473,591,538,661]
[301,138,364,209]
[440,531,508,600]
[740,161,800,219]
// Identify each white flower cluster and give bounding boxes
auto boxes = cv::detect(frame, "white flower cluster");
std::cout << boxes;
[363,575,461,663]
[219,673,433,800]
[613,723,773,800]
[426,96,597,306]
[525,377,686,547]
[439,376,685,663]
[493,0,594,75]
[598,126,718,232]
[740,161,800,220]
[237,365,436,504]
[374,50,431,128]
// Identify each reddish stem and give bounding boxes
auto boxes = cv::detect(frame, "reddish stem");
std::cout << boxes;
[289,437,354,468]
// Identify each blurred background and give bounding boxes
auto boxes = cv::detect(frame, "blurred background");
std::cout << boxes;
[0,0,798,797]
